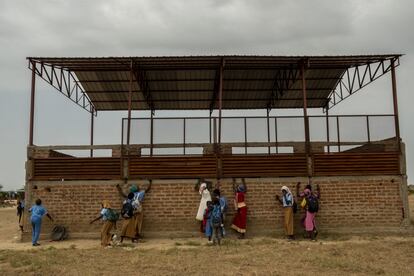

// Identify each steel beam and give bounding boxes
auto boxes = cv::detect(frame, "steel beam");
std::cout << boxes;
[209,68,221,112]
[29,61,36,146]
[266,109,271,154]
[328,57,399,109]
[391,59,401,152]
[301,61,311,176]
[326,107,330,153]
[131,61,155,111]
[90,109,94,157]
[150,111,154,156]
[28,60,95,114]
[301,62,310,154]
[218,59,224,146]
[126,61,133,146]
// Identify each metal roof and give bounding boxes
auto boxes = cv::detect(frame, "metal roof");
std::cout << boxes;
[27,55,401,112]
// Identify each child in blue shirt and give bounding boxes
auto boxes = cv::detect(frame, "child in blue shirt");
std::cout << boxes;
[29,198,53,246]
[203,201,214,243]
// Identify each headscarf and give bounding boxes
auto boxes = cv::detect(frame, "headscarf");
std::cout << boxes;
[129,184,138,193]
[237,184,246,193]
[281,186,292,195]
[199,183,207,195]
[102,200,111,209]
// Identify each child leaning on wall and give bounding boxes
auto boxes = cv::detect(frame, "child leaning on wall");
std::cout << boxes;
[90,200,119,247]
[29,198,53,246]
[203,201,214,243]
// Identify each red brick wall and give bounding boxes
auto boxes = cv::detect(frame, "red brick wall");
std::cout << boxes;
[23,176,406,240]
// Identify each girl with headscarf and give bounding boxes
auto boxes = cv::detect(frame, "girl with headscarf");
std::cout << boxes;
[297,181,320,241]
[196,181,212,233]
[116,182,152,242]
[276,186,295,240]
[231,178,247,239]
[90,200,115,247]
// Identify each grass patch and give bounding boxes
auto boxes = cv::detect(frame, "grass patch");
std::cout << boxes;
[9,254,33,268]
[0,238,414,275]
[118,243,135,248]
[183,241,201,246]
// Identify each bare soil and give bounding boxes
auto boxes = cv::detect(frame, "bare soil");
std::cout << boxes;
[0,196,414,275]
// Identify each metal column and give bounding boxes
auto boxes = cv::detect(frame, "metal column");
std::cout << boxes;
[126,60,133,146]
[218,60,224,148]
[301,61,311,176]
[391,59,401,152]
[29,61,36,146]
[150,111,154,156]
[267,109,271,154]
[90,109,94,157]
[217,60,224,178]
[325,107,330,153]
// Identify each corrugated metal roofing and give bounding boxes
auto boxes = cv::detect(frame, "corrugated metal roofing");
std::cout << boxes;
[27,55,401,111]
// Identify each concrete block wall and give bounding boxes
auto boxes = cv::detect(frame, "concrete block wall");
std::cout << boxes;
[22,175,408,240]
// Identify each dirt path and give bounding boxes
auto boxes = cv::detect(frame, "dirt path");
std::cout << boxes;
[0,207,22,248]
[2,195,414,251]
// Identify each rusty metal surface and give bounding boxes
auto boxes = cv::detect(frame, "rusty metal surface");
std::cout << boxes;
[27,55,401,111]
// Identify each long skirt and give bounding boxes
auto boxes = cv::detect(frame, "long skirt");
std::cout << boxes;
[231,207,247,233]
[121,211,144,239]
[283,207,294,236]
[304,211,316,232]
[101,220,114,247]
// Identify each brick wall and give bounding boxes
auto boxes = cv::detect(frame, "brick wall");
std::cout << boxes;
[22,175,408,240]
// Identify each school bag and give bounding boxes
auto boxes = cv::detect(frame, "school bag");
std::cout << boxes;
[132,193,143,213]
[106,208,120,222]
[51,225,68,241]
[292,201,298,214]
[307,195,319,213]
[220,196,228,213]
[121,200,134,219]
[211,204,222,227]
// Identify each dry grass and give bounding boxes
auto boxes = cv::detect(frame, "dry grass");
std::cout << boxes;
[2,195,414,275]
[1,237,414,275]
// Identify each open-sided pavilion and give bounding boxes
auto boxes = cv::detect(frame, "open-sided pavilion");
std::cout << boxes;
[23,55,409,239]
[26,55,403,180]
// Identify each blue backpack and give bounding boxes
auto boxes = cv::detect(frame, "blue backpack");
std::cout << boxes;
[211,204,222,227]
[220,197,228,214]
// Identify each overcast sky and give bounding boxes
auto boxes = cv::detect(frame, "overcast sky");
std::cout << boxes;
[0,0,413,190]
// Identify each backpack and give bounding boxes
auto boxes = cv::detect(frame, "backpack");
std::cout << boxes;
[307,195,319,213]
[211,204,222,227]
[106,208,120,222]
[220,196,228,214]
[292,201,298,214]
[121,200,134,219]
[51,225,68,241]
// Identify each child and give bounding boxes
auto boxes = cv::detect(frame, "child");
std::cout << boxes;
[297,182,320,241]
[275,186,295,240]
[196,182,211,235]
[28,198,53,246]
[211,197,223,245]
[212,189,227,237]
[90,200,118,247]
[231,179,247,239]
[203,201,213,243]
[120,192,139,243]
[17,197,25,232]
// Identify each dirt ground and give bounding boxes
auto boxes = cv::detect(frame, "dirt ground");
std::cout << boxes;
[1,196,414,275]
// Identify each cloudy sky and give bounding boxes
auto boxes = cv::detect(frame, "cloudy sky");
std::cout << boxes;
[0,0,413,190]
